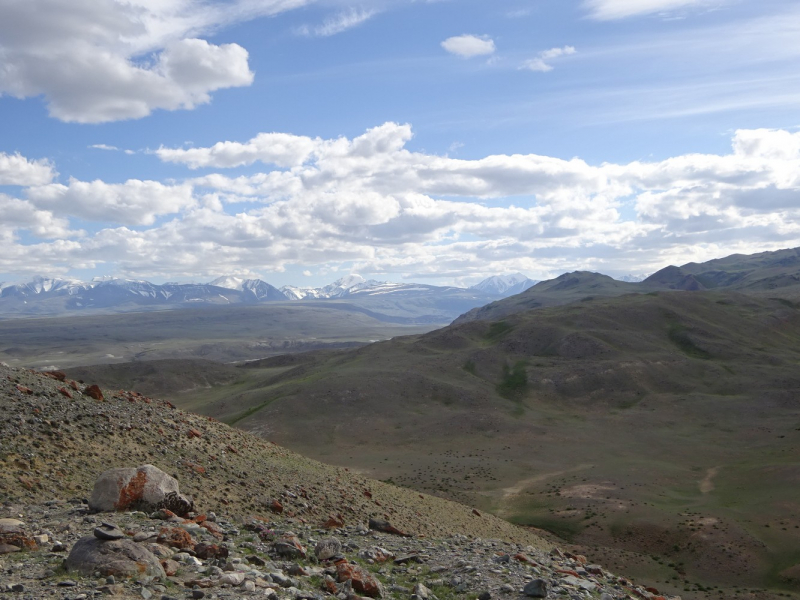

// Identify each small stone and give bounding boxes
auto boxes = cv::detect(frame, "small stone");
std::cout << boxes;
[33,533,49,545]
[192,591,205,600]
[241,580,256,592]
[219,572,245,586]
[140,587,153,599]
[413,582,431,599]
[57,580,78,587]
[478,593,491,600]
[11,584,25,592]
[51,541,67,552]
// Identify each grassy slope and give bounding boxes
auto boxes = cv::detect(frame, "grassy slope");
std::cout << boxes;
[155,291,800,597]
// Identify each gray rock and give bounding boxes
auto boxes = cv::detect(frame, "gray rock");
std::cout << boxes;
[65,535,166,578]
[88,464,193,516]
[523,579,548,597]
[94,522,125,540]
[314,537,342,561]
[413,582,432,599]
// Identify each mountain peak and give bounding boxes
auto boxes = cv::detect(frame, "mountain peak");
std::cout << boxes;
[470,273,536,296]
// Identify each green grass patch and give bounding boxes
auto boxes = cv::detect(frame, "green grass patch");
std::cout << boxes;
[668,325,711,359]
[508,514,583,541]
[225,393,287,425]
[497,361,528,399]
[462,359,477,375]
[484,321,513,340]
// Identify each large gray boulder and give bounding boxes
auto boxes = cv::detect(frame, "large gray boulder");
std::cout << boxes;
[88,464,193,516]
[65,536,166,578]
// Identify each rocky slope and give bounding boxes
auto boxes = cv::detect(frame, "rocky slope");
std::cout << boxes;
[0,362,689,600]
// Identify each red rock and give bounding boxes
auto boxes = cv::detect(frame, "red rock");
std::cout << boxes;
[69,380,79,391]
[513,553,536,565]
[200,520,224,540]
[161,559,179,576]
[323,515,344,529]
[44,371,66,381]
[15,384,32,395]
[270,500,284,514]
[472,509,481,517]
[323,575,339,594]
[194,542,228,559]
[58,387,73,398]
[645,588,660,595]
[84,385,104,401]
[368,518,410,537]
[363,490,372,498]
[187,428,202,439]
[556,569,580,577]
[336,561,383,597]
[156,527,194,550]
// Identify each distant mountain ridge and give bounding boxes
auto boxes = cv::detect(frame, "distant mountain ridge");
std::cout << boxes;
[0,272,535,321]
[455,246,800,323]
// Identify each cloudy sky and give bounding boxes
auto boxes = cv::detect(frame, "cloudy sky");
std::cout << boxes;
[1,0,799,287]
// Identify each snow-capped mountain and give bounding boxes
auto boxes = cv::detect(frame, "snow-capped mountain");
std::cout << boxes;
[617,274,648,283]
[209,276,245,291]
[280,285,322,300]
[469,273,537,296]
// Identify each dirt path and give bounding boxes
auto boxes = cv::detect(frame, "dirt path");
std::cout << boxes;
[501,463,594,499]
[699,466,720,494]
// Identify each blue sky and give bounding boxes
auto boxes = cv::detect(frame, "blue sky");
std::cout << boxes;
[1,0,799,288]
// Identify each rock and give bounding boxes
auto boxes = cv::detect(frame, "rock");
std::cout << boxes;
[368,518,410,537]
[156,526,194,550]
[219,572,245,586]
[270,499,283,514]
[89,464,193,516]
[273,532,306,558]
[241,580,256,592]
[336,561,384,598]
[413,583,432,599]
[84,384,104,401]
[478,592,491,600]
[94,522,125,540]
[323,514,344,529]
[358,546,394,563]
[33,533,49,545]
[65,536,166,578]
[0,518,36,550]
[523,579,548,597]
[194,542,229,560]
[315,537,342,560]
[160,559,180,576]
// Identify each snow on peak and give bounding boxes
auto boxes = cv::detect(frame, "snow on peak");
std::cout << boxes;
[209,276,245,291]
[470,273,536,295]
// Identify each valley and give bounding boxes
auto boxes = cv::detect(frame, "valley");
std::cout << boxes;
[11,247,800,598]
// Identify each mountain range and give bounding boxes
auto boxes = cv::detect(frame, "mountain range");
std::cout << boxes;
[0,272,538,322]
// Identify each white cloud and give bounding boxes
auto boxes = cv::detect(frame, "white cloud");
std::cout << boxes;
[90,144,119,152]
[521,46,576,72]
[0,194,75,239]
[441,35,496,58]
[7,124,800,282]
[157,132,320,169]
[584,0,721,20]
[0,152,56,186]
[0,0,310,123]
[297,7,376,37]
[26,179,196,226]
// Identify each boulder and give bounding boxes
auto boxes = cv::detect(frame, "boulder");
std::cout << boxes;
[523,579,548,597]
[336,561,383,598]
[88,465,193,516]
[0,518,36,551]
[65,536,166,578]
[314,537,342,561]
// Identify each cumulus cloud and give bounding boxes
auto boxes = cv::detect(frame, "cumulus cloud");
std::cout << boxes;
[26,179,196,226]
[0,0,310,122]
[441,35,496,58]
[521,46,576,72]
[157,132,320,169]
[6,124,800,281]
[584,0,721,20]
[0,152,56,186]
[297,7,376,37]
[0,194,75,239]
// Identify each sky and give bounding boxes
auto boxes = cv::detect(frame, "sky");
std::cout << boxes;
[1,0,799,288]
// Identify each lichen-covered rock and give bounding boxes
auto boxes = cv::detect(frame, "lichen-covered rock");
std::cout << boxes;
[88,465,193,516]
[65,536,166,578]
